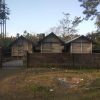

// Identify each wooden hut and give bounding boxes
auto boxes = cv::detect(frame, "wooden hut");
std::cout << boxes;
[10,36,33,56]
[65,35,93,53]
[36,32,65,53]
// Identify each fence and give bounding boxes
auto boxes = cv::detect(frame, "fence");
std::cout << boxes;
[0,51,26,68]
[27,53,100,69]
[1,52,100,69]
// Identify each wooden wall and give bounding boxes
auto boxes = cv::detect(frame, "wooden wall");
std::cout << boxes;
[11,40,32,56]
[71,42,92,53]
[41,35,64,53]
[70,38,92,53]
[41,43,63,53]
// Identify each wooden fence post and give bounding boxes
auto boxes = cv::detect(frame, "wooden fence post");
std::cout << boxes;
[72,54,75,68]
[23,51,28,68]
[0,47,2,69]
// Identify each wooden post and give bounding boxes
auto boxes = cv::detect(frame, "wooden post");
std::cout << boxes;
[81,42,82,53]
[23,51,28,68]
[91,43,92,53]
[41,43,42,53]
[0,47,2,68]
[70,43,72,53]
[72,54,74,68]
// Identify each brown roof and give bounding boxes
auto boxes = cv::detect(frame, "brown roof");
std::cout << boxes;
[37,32,65,45]
[9,35,33,47]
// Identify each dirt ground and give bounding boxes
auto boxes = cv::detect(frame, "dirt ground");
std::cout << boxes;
[0,68,100,100]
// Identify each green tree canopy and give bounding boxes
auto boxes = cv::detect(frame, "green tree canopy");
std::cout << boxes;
[79,0,100,30]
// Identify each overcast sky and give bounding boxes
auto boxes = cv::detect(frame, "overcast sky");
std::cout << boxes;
[6,0,97,36]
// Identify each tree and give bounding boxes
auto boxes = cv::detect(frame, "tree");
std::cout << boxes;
[60,13,82,38]
[86,31,100,49]
[22,30,39,43]
[16,33,20,38]
[78,0,100,30]
[47,26,61,35]
[0,0,10,38]
[48,13,82,40]
[95,15,100,31]
[23,30,33,38]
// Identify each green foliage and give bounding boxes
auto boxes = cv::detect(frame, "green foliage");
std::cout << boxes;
[0,37,15,48]
[27,84,55,100]
[79,0,100,19]
[29,84,49,92]
[86,31,100,49]
[16,33,20,38]
[79,0,100,30]
[0,0,10,20]
[95,15,100,31]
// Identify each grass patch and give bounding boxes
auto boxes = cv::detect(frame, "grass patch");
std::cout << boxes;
[89,78,100,88]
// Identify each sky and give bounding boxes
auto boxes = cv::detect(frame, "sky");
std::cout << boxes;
[6,0,97,36]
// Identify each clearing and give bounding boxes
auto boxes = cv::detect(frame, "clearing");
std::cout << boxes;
[0,68,100,100]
